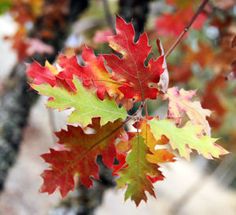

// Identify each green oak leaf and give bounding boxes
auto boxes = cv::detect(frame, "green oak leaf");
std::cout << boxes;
[32,79,126,126]
[149,119,228,160]
[117,135,163,206]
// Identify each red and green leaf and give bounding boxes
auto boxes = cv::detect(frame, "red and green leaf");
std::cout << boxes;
[57,47,122,100]
[40,118,124,197]
[116,120,174,205]
[27,46,121,100]
[116,134,163,206]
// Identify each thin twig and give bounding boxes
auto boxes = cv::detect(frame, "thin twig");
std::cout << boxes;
[101,0,115,33]
[165,0,209,58]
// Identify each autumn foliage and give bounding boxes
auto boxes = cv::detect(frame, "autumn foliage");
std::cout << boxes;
[26,15,229,206]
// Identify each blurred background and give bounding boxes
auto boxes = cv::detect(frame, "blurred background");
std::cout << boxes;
[0,0,235,214]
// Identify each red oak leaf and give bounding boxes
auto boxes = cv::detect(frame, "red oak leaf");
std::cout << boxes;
[155,6,206,36]
[28,46,121,99]
[27,59,78,92]
[80,47,121,100]
[201,75,227,129]
[104,16,165,101]
[40,118,124,197]
[112,153,127,176]
[6,27,28,61]
[27,61,57,86]
[58,47,121,99]
[56,54,86,92]
[57,47,121,99]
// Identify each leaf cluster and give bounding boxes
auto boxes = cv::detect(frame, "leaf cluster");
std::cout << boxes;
[27,16,227,205]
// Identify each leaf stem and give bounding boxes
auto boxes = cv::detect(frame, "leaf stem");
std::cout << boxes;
[144,102,148,117]
[165,0,209,58]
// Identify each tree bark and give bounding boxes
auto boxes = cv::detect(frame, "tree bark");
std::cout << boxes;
[119,0,151,41]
